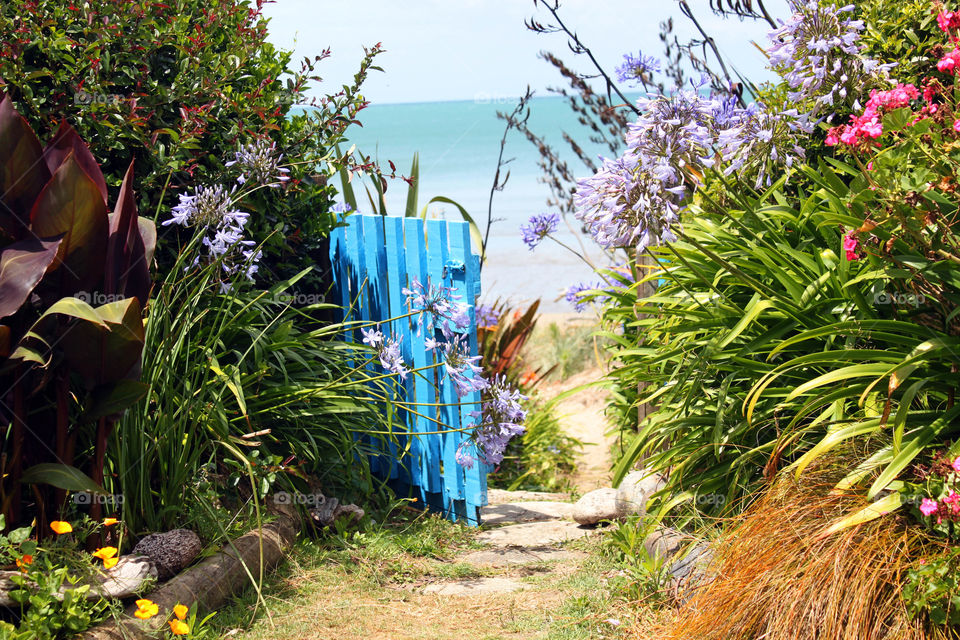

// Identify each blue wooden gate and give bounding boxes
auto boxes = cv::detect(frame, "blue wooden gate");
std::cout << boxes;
[328,214,489,525]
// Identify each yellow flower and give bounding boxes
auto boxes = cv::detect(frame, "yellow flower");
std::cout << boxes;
[91,547,118,561]
[15,555,32,572]
[134,599,159,620]
[49,521,73,535]
[172,604,188,620]
[167,619,190,635]
[103,556,119,569]
[103,517,119,526]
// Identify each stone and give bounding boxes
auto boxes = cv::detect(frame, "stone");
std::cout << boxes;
[485,489,570,505]
[422,577,525,596]
[0,556,157,607]
[459,547,584,568]
[572,488,623,525]
[132,529,202,580]
[615,469,666,516]
[476,520,595,547]
[642,527,686,561]
[480,501,575,526]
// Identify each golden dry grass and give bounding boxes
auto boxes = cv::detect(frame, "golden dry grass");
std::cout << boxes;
[635,464,957,640]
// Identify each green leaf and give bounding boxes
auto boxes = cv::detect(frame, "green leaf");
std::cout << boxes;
[21,463,107,494]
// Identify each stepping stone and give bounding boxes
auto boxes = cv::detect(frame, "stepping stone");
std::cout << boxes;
[476,520,596,547]
[480,501,575,526]
[422,577,525,596]
[486,489,570,505]
[460,547,584,568]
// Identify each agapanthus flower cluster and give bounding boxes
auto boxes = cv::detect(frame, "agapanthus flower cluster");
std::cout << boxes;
[574,80,801,251]
[362,326,409,379]
[435,334,488,398]
[825,83,918,147]
[456,375,527,468]
[766,1,892,119]
[475,304,499,329]
[615,51,661,86]
[226,139,290,187]
[520,213,560,250]
[163,184,261,282]
[566,281,606,312]
[403,277,470,334]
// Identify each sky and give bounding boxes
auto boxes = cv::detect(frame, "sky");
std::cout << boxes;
[261,0,784,105]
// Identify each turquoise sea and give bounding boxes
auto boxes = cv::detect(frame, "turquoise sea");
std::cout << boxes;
[328,95,630,313]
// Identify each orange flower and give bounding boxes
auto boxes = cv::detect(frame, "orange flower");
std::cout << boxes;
[172,604,188,620]
[92,546,118,561]
[49,521,73,535]
[103,557,119,569]
[15,555,32,572]
[103,517,119,526]
[134,599,159,620]
[167,619,190,635]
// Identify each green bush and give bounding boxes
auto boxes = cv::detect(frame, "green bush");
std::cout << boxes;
[0,0,380,282]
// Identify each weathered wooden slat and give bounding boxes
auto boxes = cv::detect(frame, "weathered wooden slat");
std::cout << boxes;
[404,218,443,500]
[384,216,417,489]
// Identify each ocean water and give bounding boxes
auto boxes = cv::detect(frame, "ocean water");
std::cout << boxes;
[322,95,630,313]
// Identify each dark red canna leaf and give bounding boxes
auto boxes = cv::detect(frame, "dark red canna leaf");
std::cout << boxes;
[0,237,62,318]
[0,95,52,237]
[105,160,151,305]
[29,152,108,296]
[42,120,109,205]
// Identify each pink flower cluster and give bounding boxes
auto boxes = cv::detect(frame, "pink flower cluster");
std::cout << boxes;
[937,10,960,35]
[918,456,960,522]
[843,232,860,261]
[825,84,919,147]
[937,48,960,74]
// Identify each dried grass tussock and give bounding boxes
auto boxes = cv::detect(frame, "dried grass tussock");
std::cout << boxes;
[638,463,954,640]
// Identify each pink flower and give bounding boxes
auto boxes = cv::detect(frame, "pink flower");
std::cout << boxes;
[953,456,960,473]
[953,119,960,133]
[843,233,859,261]
[866,161,874,171]
[938,11,960,33]
[945,490,960,514]
[825,130,839,147]
[938,49,960,74]
[920,498,939,516]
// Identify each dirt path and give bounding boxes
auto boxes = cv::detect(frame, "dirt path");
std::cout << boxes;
[540,367,616,493]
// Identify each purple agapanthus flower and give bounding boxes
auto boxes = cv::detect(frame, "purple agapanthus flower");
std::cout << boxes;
[458,375,527,467]
[574,75,803,252]
[378,335,408,379]
[331,201,353,215]
[440,334,488,398]
[565,282,604,312]
[164,184,260,281]
[475,304,499,329]
[226,139,290,187]
[766,1,894,119]
[520,213,560,250]
[615,51,661,85]
[403,277,470,334]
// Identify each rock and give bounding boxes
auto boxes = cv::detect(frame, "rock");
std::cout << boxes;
[480,501,575,526]
[422,577,525,596]
[476,520,596,547]
[486,489,570,505]
[615,469,666,516]
[459,547,584,568]
[643,527,686,560]
[572,488,623,525]
[0,556,158,606]
[132,529,202,580]
[332,503,364,526]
